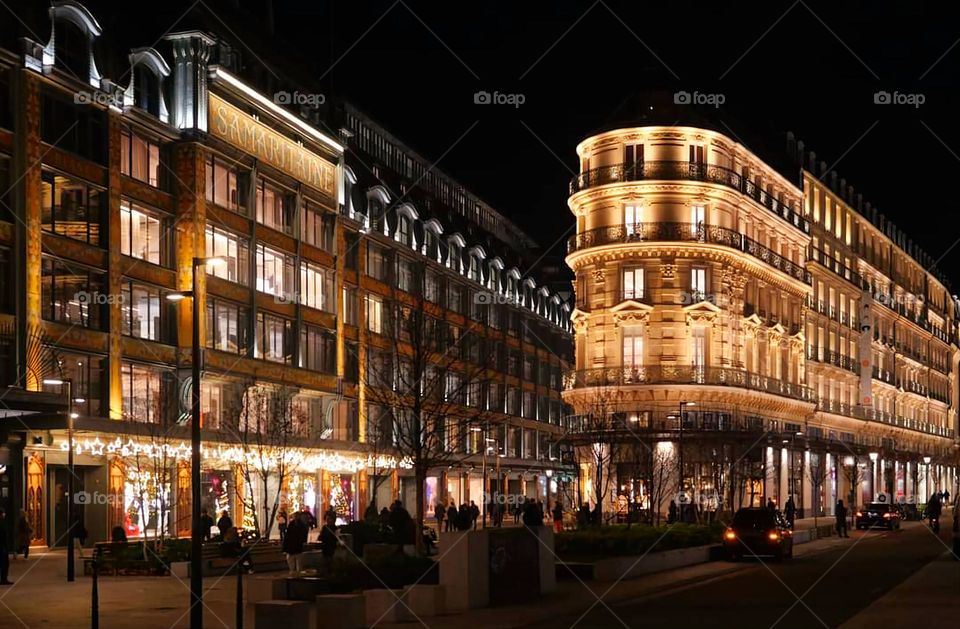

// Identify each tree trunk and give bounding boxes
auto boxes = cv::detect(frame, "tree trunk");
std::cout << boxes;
[414,466,426,556]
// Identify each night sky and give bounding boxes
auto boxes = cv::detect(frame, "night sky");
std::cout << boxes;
[272,0,960,287]
[16,0,960,285]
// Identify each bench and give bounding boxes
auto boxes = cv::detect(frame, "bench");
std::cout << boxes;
[83,542,154,576]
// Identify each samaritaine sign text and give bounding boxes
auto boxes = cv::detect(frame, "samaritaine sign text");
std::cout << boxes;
[209,93,336,199]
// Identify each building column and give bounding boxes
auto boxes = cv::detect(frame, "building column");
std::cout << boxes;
[802,449,813,517]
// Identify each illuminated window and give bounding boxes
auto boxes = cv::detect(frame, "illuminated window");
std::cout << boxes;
[691,205,705,235]
[691,267,707,300]
[120,128,161,187]
[625,205,642,236]
[205,224,249,285]
[120,200,165,265]
[622,327,644,368]
[623,267,644,300]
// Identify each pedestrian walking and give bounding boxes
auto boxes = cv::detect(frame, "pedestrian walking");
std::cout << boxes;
[766,498,776,512]
[277,509,288,543]
[835,500,849,538]
[0,508,12,585]
[667,499,678,524]
[216,510,233,536]
[552,501,564,533]
[522,498,542,527]
[446,502,457,532]
[199,509,214,542]
[577,503,590,529]
[283,512,308,575]
[434,502,444,532]
[319,513,338,560]
[469,500,480,530]
[15,510,32,559]
[513,502,522,525]
[784,495,797,529]
[927,493,942,533]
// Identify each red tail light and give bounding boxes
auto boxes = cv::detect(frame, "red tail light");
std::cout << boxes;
[855,511,863,517]
[724,529,736,541]
[883,512,893,518]
[768,531,780,541]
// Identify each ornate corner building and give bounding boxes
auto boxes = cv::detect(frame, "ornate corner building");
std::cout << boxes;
[0,2,572,548]
[563,123,959,520]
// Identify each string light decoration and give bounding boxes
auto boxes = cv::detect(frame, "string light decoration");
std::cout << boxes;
[58,435,413,472]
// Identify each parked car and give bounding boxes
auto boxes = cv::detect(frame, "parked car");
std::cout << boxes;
[723,508,794,561]
[855,502,901,530]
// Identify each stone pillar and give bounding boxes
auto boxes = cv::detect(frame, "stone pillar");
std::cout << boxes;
[165,31,216,132]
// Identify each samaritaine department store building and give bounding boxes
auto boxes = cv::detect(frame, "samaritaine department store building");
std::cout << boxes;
[564,116,959,520]
[0,2,572,548]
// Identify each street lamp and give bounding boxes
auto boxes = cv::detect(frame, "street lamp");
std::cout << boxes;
[923,455,932,499]
[869,452,879,501]
[43,378,81,582]
[667,401,696,518]
[166,255,224,629]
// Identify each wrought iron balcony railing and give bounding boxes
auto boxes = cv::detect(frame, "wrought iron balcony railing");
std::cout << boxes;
[569,161,809,233]
[563,365,817,403]
[567,222,812,284]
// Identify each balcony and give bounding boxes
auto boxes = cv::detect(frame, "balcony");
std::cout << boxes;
[814,399,954,439]
[568,222,811,284]
[563,365,816,403]
[807,350,859,374]
[569,161,809,233]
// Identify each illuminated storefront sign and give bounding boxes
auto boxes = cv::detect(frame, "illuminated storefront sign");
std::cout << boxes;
[208,93,337,199]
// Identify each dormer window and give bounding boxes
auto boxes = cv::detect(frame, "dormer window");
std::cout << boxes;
[125,48,170,122]
[44,3,104,87]
[467,246,486,283]
[447,235,466,274]
[395,204,418,248]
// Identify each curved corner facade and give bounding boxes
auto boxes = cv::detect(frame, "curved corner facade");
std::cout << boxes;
[564,125,958,520]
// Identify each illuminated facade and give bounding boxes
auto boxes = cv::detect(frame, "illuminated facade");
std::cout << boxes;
[0,2,571,546]
[564,124,959,521]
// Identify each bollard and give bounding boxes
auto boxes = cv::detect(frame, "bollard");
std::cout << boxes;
[237,556,253,629]
[91,552,99,629]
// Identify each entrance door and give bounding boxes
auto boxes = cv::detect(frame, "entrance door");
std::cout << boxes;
[48,465,84,548]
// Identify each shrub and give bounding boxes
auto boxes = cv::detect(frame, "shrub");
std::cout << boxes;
[556,523,725,560]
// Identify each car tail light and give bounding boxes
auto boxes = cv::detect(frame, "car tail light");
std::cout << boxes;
[768,531,780,541]
[855,511,863,517]
[883,512,893,518]
[724,529,736,541]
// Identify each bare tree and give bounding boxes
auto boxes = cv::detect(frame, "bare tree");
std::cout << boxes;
[569,390,622,525]
[840,454,867,524]
[223,383,303,539]
[127,421,176,559]
[362,263,498,554]
[648,442,677,526]
[806,450,827,527]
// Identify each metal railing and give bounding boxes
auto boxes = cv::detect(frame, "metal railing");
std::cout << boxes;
[563,365,817,403]
[568,222,811,284]
[569,161,809,233]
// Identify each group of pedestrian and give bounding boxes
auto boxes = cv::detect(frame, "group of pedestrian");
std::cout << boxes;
[434,500,480,532]
[575,502,603,527]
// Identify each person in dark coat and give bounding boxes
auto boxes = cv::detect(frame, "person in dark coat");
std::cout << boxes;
[576,504,590,529]
[927,493,943,532]
[552,501,564,533]
[283,513,308,575]
[276,509,288,543]
[784,496,797,528]
[199,509,215,542]
[667,499,678,524]
[457,503,471,531]
[835,500,849,538]
[379,507,391,531]
[766,498,776,512]
[319,514,338,559]
[434,502,444,532]
[0,508,12,584]
[389,501,413,546]
[444,502,456,532]
[469,500,480,530]
[16,510,32,559]
[522,498,542,527]
[111,526,127,543]
[216,511,233,536]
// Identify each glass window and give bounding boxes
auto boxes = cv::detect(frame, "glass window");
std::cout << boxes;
[300,262,334,312]
[121,362,166,423]
[624,205,641,236]
[120,128,162,187]
[40,256,106,329]
[691,267,707,299]
[691,205,705,235]
[366,294,384,334]
[448,283,462,313]
[255,312,293,363]
[121,281,165,341]
[366,242,389,281]
[397,256,415,292]
[425,270,440,303]
[301,201,335,252]
[255,178,293,234]
[623,326,643,368]
[206,298,249,355]
[623,267,644,300]
[205,225,249,285]
[120,200,166,265]
[204,155,247,214]
[300,324,336,373]
[255,243,294,298]
[41,171,103,245]
[343,286,358,326]
[42,351,105,417]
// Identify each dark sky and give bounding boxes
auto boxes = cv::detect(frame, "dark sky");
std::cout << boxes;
[269,0,960,286]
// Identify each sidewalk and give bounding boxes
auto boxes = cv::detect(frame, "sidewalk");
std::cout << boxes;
[840,548,960,627]
[380,523,866,629]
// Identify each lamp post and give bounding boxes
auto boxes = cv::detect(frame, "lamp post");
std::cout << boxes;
[167,256,224,629]
[43,378,80,582]
[869,452,879,501]
[923,455,932,500]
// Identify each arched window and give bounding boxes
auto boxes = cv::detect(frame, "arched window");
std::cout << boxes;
[422,219,443,262]
[467,246,486,284]
[395,204,418,248]
[125,48,170,122]
[366,186,390,234]
[505,268,521,303]
[488,257,504,294]
[44,2,103,87]
[447,234,466,274]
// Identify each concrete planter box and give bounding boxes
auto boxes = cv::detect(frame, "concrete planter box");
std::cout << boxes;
[403,584,445,616]
[288,576,333,601]
[362,543,398,563]
[247,575,288,605]
[315,594,365,629]
[593,544,714,581]
[254,600,314,628]
[364,588,411,624]
[169,561,189,578]
[300,551,326,571]
[439,530,489,610]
